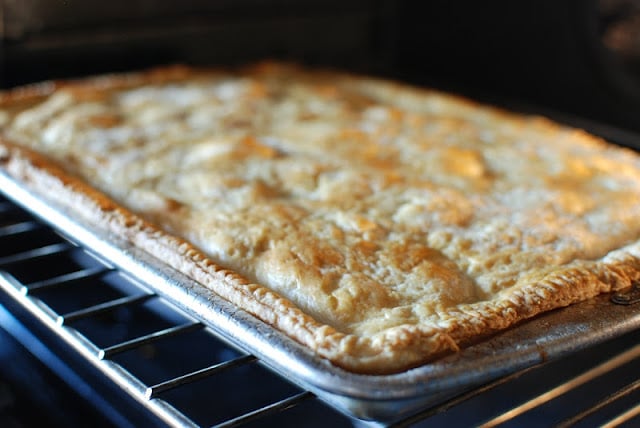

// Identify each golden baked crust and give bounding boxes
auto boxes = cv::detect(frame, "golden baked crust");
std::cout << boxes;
[2,63,640,373]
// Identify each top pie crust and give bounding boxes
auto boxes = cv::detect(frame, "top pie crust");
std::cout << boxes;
[1,63,640,373]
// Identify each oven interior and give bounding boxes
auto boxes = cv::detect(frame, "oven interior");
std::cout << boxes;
[2,1,640,427]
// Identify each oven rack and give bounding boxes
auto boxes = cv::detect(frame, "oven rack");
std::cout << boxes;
[2,193,640,427]
[0,195,353,428]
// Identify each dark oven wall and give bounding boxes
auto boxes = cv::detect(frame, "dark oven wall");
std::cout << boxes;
[0,0,396,84]
[1,0,639,132]
[393,0,640,135]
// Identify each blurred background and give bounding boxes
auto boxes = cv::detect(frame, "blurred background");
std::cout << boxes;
[1,0,639,132]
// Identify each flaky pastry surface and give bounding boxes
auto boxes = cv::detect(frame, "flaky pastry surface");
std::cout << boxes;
[2,63,640,373]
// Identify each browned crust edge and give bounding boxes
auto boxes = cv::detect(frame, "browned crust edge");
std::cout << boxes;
[1,65,640,374]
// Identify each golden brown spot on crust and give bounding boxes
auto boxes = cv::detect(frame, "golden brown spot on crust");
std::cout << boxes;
[87,113,122,128]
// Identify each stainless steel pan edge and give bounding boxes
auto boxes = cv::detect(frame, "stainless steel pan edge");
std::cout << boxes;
[2,169,640,423]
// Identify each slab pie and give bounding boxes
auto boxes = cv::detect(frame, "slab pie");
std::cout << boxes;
[1,63,640,373]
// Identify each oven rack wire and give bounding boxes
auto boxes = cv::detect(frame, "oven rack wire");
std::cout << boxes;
[2,193,640,427]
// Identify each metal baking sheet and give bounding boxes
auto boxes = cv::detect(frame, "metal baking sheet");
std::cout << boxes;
[2,165,640,424]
